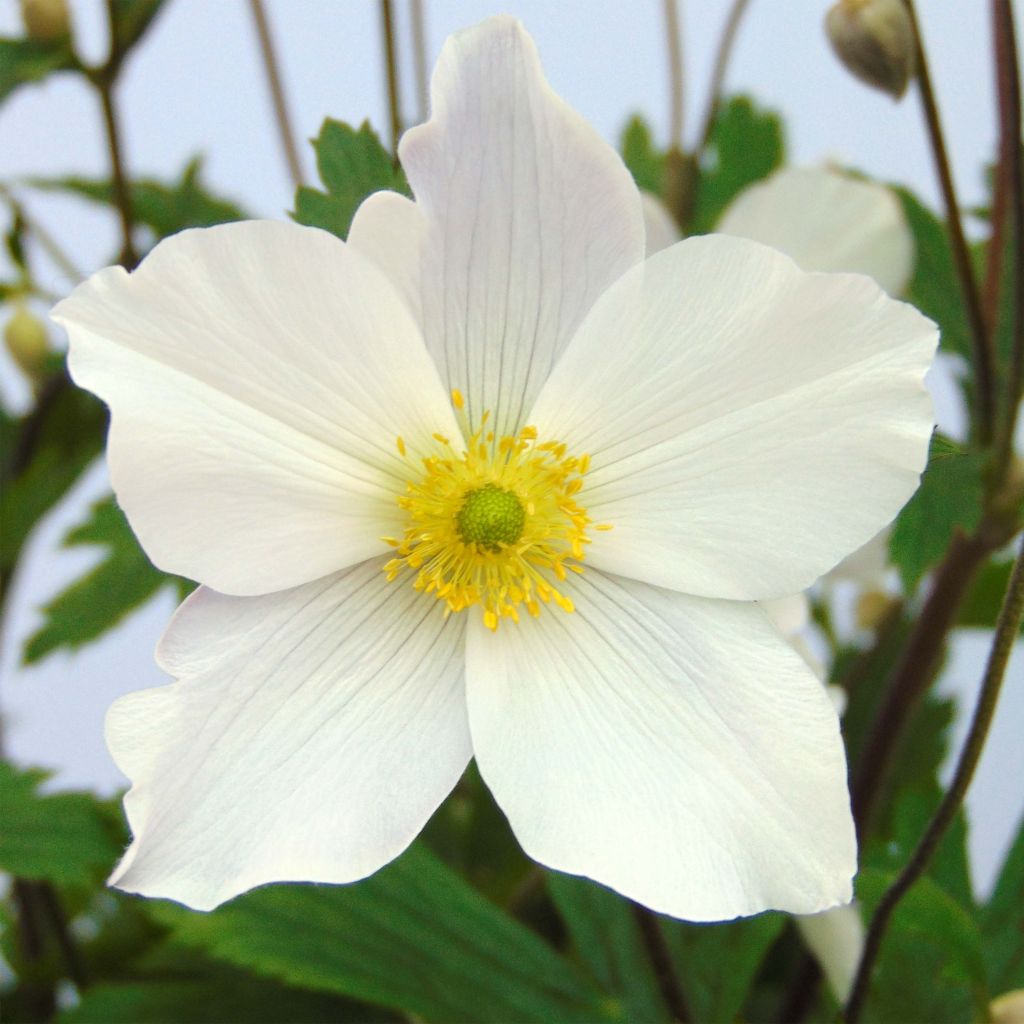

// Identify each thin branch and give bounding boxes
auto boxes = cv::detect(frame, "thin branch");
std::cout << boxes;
[630,903,693,1023]
[410,0,429,124]
[850,528,993,837]
[248,0,305,191]
[845,532,1024,1023]
[904,0,997,445]
[662,0,685,150]
[694,0,752,157]
[992,0,1023,476]
[380,0,403,158]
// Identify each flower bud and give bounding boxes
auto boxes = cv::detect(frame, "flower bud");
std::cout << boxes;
[855,588,897,631]
[4,304,51,386]
[825,0,916,99]
[20,0,71,42]
[992,990,1024,1024]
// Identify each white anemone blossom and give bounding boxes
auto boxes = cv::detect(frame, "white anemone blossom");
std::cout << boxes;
[53,17,937,918]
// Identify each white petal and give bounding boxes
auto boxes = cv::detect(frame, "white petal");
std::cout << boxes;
[796,903,865,1003]
[54,221,458,595]
[717,166,913,295]
[762,592,811,635]
[465,570,856,922]
[398,16,644,439]
[108,558,469,911]
[826,526,892,586]
[641,191,682,255]
[347,189,425,323]
[530,234,937,601]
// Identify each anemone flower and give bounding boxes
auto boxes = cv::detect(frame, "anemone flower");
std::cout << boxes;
[52,16,937,918]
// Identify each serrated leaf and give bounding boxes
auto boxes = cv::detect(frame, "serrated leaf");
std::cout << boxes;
[620,115,665,196]
[547,874,668,1023]
[895,188,972,363]
[0,763,120,886]
[0,375,106,578]
[292,120,406,240]
[983,821,1024,992]
[23,496,190,664]
[29,158,246,240]
[855,868,988,1023]
[889,432,987,591]
[0,36,77,105]
[150,843,610,1023]
[691,95,785,235]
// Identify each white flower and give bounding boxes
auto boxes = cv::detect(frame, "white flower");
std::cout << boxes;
[52,17,937,917]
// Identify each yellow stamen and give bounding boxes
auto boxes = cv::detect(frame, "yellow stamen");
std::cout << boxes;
[383,407,599,630]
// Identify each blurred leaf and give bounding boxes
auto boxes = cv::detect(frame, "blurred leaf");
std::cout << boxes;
[30,158,247,240]
[889,433,986,592]
[0,374,106,579]
[24,496,191,664]
[109,0,167,57]
[660,913,785,1023]
[983,821,1024,992]
[691,95,784,234]
[293,119,406,240]
[896,188,972,363]
[0,36,77,105]
[151,843,610,1023]
[547,874,668,1023]
[620,115,665,196]
[855,869,988,1023]
[960,558,1022,630]
[0,763,120,886]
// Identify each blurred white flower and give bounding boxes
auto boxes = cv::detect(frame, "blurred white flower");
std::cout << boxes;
[53,17,936,916]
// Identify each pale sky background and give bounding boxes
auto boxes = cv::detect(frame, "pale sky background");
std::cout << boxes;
[0,0,1021,897]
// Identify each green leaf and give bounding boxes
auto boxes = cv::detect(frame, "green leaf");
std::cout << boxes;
[889,432,987,592]
[547,874,668,1023]
[0,375,106,579]
[292,120,406,240]
[691,95,785,234]
[151,844,610,1023]
[660,913,785,1023]
[896,188,972,363]
[855,868,989,1023]
[959,558,1022,630]
[620,115,665,196]
[23,496,190,664]
[0,763,121,886]
[109,0,167,57]
[29,158,247,240]
[0,36,77,105]
[983,821,1024,992]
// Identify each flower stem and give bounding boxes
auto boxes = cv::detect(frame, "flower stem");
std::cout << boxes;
[693,0,752,157]
[248,0,305,191]
[904,0,996,445]
[844,532,1024,1024]
[662,0,685,151]
[991,0,1024,480]
[630,903,692,1023]
[380,0,403,160]
[410,0,429,124]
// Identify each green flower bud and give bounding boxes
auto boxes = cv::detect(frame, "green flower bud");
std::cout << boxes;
[825,0,916,99]
[4,304,51,386]
[20,0,71,42]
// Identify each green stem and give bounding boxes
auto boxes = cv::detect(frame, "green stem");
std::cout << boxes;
[380,0,403,160]
[845,532,1024,1023]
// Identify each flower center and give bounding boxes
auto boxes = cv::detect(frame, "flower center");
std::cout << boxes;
[457,484,526,549]
[383,391,610,630]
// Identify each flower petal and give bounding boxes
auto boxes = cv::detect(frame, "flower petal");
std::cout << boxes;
[108,558,469,910]
[398,15,645,439]
[641,191,682,255]
[716,166,913,295]
[465,569,856,921]
[53,221,458,595]
[530,234,937,601]
[796,903,865,1003]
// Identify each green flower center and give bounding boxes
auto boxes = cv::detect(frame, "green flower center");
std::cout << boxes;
[457,483,526,550]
